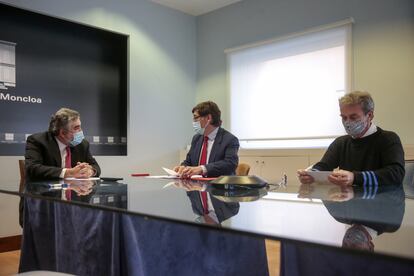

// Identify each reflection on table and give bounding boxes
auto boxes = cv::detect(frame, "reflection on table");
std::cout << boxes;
[281,181,412,276]
[298,182,404,252]
[19,179,269,275]
[25,179,127,208]
[1,176,413,275]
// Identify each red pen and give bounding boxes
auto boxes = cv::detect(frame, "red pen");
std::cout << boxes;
[131,173,150,177]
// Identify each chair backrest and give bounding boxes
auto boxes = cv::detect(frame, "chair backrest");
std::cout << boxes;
[403,160,414,198]
[236,163,251,176]
[19,159,25,192]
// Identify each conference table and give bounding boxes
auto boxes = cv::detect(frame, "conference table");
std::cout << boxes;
[1,176,414,275]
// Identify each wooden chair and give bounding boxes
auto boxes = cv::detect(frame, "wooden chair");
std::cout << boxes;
[236,163,251,176]
[403,160,414,198]
[18,160,26,228]
[19,159,25,192]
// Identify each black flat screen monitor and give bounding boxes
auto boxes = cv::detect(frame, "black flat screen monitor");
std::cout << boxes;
[0,3,128,156]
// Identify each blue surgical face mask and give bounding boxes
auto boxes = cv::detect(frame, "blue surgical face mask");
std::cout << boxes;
[192,121,205,135]
[342,117,368,138]
[69,130,85,147]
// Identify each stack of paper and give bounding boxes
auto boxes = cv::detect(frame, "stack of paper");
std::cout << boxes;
[144,167,202,179]
[306,171,332,182]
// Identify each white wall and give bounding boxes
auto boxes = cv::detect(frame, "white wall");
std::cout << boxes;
[196,0,414,145]
[0,0,197,237]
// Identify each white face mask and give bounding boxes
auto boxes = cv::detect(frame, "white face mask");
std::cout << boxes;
[342,116,369,138]
[69,130,85,147]
[192,121,205,135]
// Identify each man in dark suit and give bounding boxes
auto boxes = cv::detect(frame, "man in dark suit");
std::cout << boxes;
[25,107,101,182]
[174,101,239,178]
[187,191,239,224]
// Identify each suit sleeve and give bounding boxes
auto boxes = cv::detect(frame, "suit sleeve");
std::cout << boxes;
[25,135,62,180]
[181,135,198,166]
[205,135,240,176]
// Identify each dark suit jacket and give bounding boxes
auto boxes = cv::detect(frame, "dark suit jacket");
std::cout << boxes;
[181,128,239,177]
[25,131,101,182]
[187,191,240,223]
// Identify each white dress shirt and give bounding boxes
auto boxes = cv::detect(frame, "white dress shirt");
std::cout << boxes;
[55,137,69,178]
[199,126,219,174]
[361,123,377,138]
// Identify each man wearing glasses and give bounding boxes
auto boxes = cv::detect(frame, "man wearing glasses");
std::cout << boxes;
[174,101,239,178]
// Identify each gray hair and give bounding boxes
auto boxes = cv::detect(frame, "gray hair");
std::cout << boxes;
[339,91,375,114]
[48,108,80,136]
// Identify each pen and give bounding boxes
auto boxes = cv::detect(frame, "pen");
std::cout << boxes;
[131,173,150,177]
[48,183,68,188]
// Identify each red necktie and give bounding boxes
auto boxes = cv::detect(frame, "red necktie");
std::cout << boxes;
[65,147,72,168]
[65,147,72,200]
[199,136,209,214]
[199,136,209,166]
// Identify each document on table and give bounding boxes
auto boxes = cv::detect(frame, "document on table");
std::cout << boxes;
[144,167,202,179]
[306,171,332,182]
[163,167,179,176]
[144,167,179,179]
[145,175,179,179]
[64,177,101,181]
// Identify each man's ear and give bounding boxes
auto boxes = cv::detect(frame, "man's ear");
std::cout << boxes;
[368,111,374,121]
[58,128,66,137]
[206,114,212,122]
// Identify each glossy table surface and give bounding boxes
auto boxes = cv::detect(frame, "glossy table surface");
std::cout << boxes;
[1,176,413,262]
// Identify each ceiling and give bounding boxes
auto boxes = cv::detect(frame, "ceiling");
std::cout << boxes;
[150,0,243,16]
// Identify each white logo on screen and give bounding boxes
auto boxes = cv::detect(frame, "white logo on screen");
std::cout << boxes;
[0,40,16,90]
[0,40,42,103]
[0,93,42,103]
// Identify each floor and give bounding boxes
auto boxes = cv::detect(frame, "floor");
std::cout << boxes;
[0,250,20,276]
[0,241,280,276]
[266,240,281,276]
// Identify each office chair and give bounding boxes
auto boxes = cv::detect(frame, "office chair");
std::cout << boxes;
[236,163,251,176]
[18,159,25,228]
[403,160,414,198]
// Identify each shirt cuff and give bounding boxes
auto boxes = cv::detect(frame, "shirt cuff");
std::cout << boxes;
[60,168,67,179]
[201,165,207,175]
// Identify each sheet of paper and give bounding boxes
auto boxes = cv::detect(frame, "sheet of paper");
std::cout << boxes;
[162,167,179,176]
[145,175,178,179]
[64,177,101,181]
[306,171,332,182]
[145,174,203,179]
